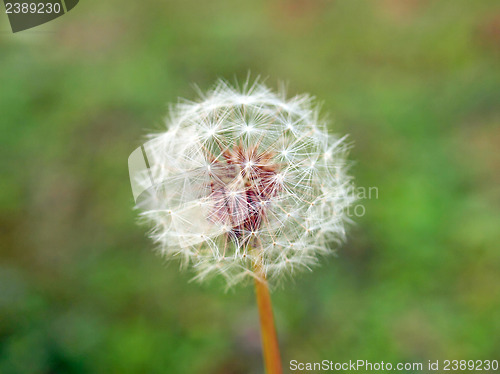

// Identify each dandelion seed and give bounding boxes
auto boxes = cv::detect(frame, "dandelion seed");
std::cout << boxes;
[130,79,356,286]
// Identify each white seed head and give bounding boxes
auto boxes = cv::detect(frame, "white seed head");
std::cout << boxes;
[132,80,356,286]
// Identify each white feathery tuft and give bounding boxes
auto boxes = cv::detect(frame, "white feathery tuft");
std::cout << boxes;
[133,79,356,287]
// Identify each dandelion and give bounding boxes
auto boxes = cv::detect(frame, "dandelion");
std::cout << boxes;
[128,79,355,374]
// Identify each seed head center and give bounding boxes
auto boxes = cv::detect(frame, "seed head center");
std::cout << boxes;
[207,144,281,241]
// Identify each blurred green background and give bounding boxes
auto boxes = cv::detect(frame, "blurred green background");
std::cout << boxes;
[1,1,500,373]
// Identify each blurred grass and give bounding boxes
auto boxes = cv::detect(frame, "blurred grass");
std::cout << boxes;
[1,0,500,373]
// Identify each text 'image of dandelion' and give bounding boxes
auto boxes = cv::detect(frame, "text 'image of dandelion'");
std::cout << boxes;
[128,80,356,373]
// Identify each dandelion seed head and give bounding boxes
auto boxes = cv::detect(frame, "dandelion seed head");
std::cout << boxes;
[134,79,356,286]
